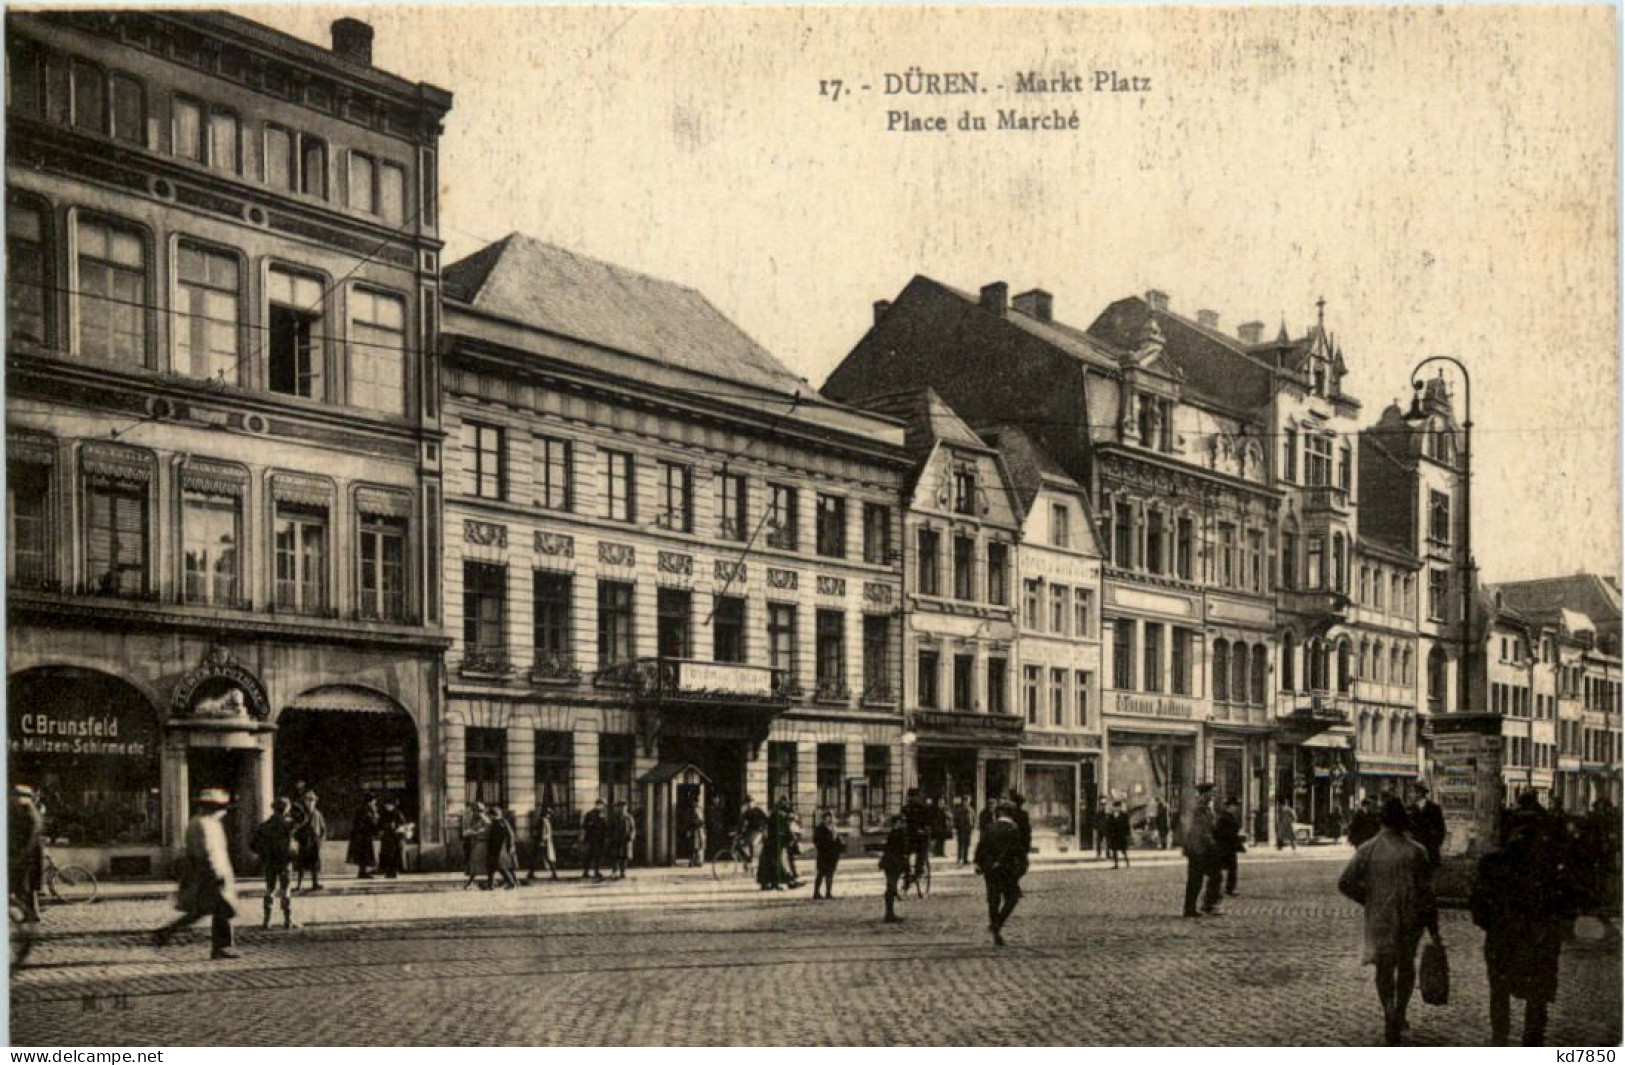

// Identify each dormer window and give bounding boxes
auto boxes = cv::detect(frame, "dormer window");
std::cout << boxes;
[952,468,976,515]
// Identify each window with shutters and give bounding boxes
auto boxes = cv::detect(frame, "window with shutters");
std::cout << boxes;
[349,288,406,415]
[175,241,241,383]
[358,514,407,621]
[181,489,241,607]
[75,216,147,366]
[267,267,326,399]
[274,502,328,613]
[8,198,49,344]
[8,460,52,590]
[84,476,148,596]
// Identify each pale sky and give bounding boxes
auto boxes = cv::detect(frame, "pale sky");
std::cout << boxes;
[244,4,1620,584]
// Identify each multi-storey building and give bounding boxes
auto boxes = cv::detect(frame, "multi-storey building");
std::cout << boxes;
[1347,538,1424,800]
[438,234,911,864]
[832,389,1024,811]
[5,12,452,873]
[824,282,1283,845]
[982,425,1105,849]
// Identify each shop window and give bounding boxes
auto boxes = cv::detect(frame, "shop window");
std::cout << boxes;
[533,572,573,668]
[463,562,507,667]
[986,657,1008,715]
[84,475,148,597]
[75,215,148,366]
[766,483,798,550]
[603,450,634,522]
[767,741,796,806]
[816,494,846,558]
[349,288,406,416]
[658,461,693,532]
[175,241,242,383]
[536,436,573,511]
[462,421,505,500]
[267,267,326,399]
[657,587,692,660]
[862,502,890,564]
[274,501,328,613]
[816,743,844,812]
[181,489,241,607]
[464,727,506,807]
[598,733,633,807]
[597,580,635,667]
[7,198,49,344]
[953,654,974,710]
[768,603,797,690]
[534,731,573,815]
[358,513,407,621]
[862,615,892,700]
[713,595,746,664]
[816,610,845,695]
[718,473,747,541]
[8,460,52,589]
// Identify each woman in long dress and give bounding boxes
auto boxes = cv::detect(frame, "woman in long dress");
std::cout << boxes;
[462,802,489,890]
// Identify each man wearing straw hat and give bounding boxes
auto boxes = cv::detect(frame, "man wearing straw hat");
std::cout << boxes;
[154,787,239,960]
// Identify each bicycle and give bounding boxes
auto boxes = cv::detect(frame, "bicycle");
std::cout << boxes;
[710,832,755,881]
[42,852,98,905]
[901,850,932,898]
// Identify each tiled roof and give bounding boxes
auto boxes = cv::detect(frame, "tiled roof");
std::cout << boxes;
[1085,296,1275,412]
[846,388,988,458]
[1496,574,1622,625]
[443,233,807,396]
[978,424,1080,514]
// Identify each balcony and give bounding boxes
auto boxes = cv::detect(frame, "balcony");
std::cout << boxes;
[1302,486,1351,516]
[459,647,513,678]
[813,679,852,705]
[1283,691,1353,726]
[861,679,899,707]
[1278,587,1350,621]
[530,651,582,685]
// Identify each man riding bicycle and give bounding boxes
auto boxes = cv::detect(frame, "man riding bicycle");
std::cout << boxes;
[901,788,931,888]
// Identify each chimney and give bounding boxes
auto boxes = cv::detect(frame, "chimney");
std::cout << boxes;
[980,282,1008,316]
[1012,288,1053,322]
[1237,321,1265,345]
[1196,309,1220,330]
[872,300,891,325]
[1145,289,1169,312]
[331,18,375,65]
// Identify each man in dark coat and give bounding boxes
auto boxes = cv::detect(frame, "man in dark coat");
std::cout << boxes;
[581,798,608,881]
[1409,783,1447,866]
[607,800,635,879]
[978,799,996,837]
[8,785,44,922]
[486,806,518,889]
[377,797,407,879]
[1008,791,1033,856]
[1154,798,1171,850]
[1182,784,1223,917]
[1107,801,1132,869]
[293,791,326,892]
[901,789,930,889]
[1347,797,1379,848]
[952,797,974,866]
[1093,799,1111,857]
[878,814,910,923]
[975,801,1028,946]
[678,795,705,868]
[740,795,769,860]
[1215,797,1243,896]
[811,810,844,899]
[346,795,379,879]
[249,798,298,930]
[1471,798,1572,1046]
[928,798,950,858]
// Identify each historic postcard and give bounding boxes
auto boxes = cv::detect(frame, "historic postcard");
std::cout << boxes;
[4,3,1620,1049]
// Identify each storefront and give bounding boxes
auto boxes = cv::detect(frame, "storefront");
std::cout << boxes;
[1208,727,1272,844]
[1021,731,1101,851]
[1277,731,1354,837]
[1105,725,1198,848]
[908,709,1024,812]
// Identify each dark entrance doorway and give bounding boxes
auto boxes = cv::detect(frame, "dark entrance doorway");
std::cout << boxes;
[916,747,977,804]
[658,733,746,852]
[274,700,418,841]
[185,746,261,868]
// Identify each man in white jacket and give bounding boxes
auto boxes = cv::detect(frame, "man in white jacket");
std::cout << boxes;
[154,788,239,960]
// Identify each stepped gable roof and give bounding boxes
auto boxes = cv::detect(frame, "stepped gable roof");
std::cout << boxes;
[1085,295,1274,412]
[442,233,807,396]
[845,388,988,459]
[977,424,1080,515]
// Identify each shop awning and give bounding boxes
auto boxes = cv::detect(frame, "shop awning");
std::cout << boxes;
[288,686,405,714]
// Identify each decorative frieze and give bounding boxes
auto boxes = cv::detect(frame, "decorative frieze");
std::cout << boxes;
[659,551,694,577]
[181,459,248,499]
[816,575,846,596]
[535,532,575,557]
[716,560,747,584]
[767,568,798,591]
[599,542,636,567]
[863,581,894,605]
[464,520,508,548]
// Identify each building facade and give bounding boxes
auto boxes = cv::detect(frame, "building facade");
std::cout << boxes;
[438,234,911,865]
[5,11,452,873]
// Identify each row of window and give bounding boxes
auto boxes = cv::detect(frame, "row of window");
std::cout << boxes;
[1355,563,1417,618]
[1022,666,1094,729]
[1021,580,1094,639]
[1281,427,1352,491]
[1277,634,1417,696]
[1581,729,1622,765]
[915,650,1008,715]
[1108,620,1203,697]
[7,195,412,416]
[1583,676,1622,714]
[1504,736,1557,771]
[1281,527,1349,596]
[1350,638,1417,688]
[1098,497,1198,582]
[8,39,416,224]
[1356,712,1417,756]
[461,564,896,699]
[461,421,895,561]
[915,528,1011,604]
[1491,683,1549,720]
[7,445,413,621]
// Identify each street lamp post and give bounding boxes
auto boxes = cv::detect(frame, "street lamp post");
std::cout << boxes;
[1406,357,1475,714]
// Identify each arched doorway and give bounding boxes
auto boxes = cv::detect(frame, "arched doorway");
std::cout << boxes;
[274,687,419,842]
[8,667,161,847]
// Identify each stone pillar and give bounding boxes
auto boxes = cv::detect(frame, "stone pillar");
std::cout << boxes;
[507,725,534,821]
[795,737,818,814]
[161,739,189,859]
[574,724,601,814]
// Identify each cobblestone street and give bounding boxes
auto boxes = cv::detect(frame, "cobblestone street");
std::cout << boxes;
[8,857,1620,1046]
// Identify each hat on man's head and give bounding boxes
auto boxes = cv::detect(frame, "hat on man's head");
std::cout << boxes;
[12,784,35,799]
[196,788,232,807]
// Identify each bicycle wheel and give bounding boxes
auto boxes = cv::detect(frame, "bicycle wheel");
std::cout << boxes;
[48,864,98,904]
[711,846,740,881]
